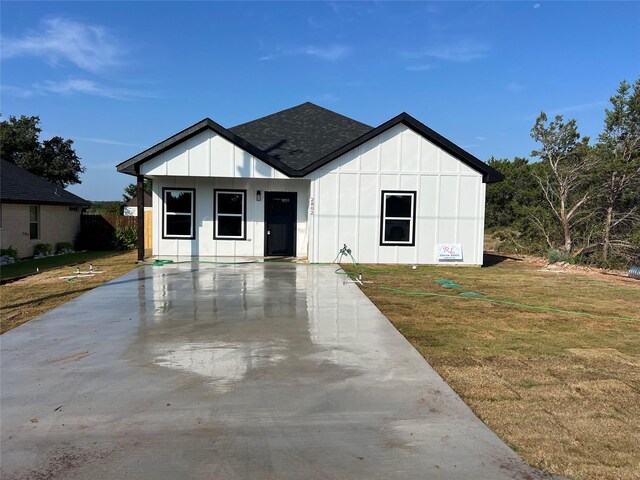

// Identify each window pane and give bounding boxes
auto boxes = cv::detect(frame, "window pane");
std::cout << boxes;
[385,194,412,218]
[30,206,39,222]
[217,193,243,214]
[165,191,192,213]
[384,219,410,242]
[30,222,39,240]
[218,216,242,237]
[166,215,192,236]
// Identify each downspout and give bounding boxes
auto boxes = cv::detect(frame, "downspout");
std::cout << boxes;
[135,167,145,262]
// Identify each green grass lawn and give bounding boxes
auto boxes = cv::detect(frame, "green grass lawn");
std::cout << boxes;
[344,257,640,480]
[0,251,120,280]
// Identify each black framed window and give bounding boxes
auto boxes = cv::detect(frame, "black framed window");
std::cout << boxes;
[380,191,416,246]
[163,188,195,239]
[29,205,40,240]
[214,190,246,240]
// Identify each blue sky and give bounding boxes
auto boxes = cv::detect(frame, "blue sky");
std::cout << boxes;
[2,1,639,200]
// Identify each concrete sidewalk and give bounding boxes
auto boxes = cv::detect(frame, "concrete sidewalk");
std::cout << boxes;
[1,263,554,479]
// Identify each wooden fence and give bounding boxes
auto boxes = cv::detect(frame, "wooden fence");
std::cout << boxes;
[80,213,152,252]
[144,211,152,254]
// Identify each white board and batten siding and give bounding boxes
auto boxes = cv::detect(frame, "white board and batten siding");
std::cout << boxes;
[140,130,310,258]
[307,124,486,265]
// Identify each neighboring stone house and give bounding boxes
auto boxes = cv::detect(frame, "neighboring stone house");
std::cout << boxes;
[0,160,90,258]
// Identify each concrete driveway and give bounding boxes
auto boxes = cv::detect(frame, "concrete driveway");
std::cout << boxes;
[1,263,553,479]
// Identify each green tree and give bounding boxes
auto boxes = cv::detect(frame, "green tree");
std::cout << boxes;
[0,115,85,188]
[485,157,539,228]
[593,79,640,263]
[530,113,592,254]
[0,115,40,164]
[122,179,152,202]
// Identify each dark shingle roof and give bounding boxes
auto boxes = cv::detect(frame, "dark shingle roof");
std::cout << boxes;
[229,102,373,171]
[1,160,90,206]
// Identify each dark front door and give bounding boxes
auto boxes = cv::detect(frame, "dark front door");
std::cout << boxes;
[265,192,297,256]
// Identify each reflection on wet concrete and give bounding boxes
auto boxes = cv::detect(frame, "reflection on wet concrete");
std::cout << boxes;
[1,263,555,479]
[153,341,287,393]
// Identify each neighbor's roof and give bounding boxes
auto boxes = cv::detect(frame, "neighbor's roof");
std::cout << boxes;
[0,159,90,206]
[123,192,152,207]
[117,102,503,183]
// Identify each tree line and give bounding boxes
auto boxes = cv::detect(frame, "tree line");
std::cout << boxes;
[486,78,640,268]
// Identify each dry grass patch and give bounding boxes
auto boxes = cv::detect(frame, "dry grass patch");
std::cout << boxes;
[1,251,138,334]
[344,258,640,480]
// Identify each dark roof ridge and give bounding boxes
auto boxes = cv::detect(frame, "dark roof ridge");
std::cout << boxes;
[231,102,373,131]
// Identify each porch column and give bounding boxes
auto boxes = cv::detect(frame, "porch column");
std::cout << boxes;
[136,174,145,262]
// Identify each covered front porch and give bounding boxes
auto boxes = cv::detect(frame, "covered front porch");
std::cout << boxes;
[134,175,310,262]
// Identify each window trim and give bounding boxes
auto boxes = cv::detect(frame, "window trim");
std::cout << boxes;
[162,188,196,239]
[213,189,247,240]
[29,205,40,240]
[379,190,417,247]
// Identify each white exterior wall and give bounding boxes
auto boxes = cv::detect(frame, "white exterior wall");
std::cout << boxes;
[140,130,289,180]
[141,130,309,258]
[307,124,486,265]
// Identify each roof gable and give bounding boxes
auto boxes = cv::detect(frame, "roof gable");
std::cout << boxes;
[116,118,298,177]
[1,160,90,206]
[298,113,504,183]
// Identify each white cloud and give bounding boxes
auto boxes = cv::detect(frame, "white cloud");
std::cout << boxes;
[524,100,608,121]
[1,17,121,72]
[403,40,489,62]
[311,93,338,104]
[35,79,138,99]
[259,44,350,62]
[0,85,35,98]
[406,64,433,72]
[476,136,487,141]
[534,3,541,9]
[301,45,349,61]
[3,79,157,100]
[75,137,143,147]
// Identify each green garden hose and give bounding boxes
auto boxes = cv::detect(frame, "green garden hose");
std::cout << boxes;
[378,286,639,322]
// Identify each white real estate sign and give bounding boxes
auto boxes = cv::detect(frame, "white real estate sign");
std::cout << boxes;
[437,243,463,261]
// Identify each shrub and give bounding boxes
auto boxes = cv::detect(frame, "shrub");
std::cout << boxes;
[33,243,53,257]
[113,224,138,251]
[547,248,570,264]
[55,242,74,254]
[0,246,19,262]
